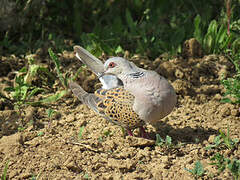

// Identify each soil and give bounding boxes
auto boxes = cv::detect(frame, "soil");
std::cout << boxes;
[0,41,239,180]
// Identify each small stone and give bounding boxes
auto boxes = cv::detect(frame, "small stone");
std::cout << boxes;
[161,156,169,163]
[208,135,216,143]
[231,109,239,116]
[175,69,184,79]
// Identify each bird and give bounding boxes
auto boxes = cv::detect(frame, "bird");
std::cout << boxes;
[69,46,177,138]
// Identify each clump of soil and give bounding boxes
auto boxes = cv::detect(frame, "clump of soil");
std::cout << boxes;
[0,42,239,179]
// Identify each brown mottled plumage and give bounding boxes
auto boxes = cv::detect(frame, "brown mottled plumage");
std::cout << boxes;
[96,87,145,129]
[69,82,145,131]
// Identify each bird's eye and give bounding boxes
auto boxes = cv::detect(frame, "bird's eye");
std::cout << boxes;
[108,62,116,68]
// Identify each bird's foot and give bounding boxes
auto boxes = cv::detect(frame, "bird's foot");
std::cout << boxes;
[127,129,134,136]
[139,126,150,139]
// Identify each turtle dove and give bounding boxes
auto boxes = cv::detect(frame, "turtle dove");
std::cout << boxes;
[69,46,177,138]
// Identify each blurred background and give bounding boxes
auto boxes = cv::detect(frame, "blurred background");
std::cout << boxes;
[0,0,240,59]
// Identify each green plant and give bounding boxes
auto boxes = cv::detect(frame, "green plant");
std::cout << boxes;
[2,0,227,57]
[210,153,230,173]
[46,108,57,118]
[210,153,240,179]
[37,131,44,136]
[194,16,231,54]
[206,127,239,150]
[31,172,42,180]
[227,159,240,180]
[155,134,173,148]
[103,129,112,137]
[185,160,205,179]
[221,50,240,104]
[83,172,90,179]
[48,48,68,89]
[4,66,44,108]
[3,59,67,108]
[1,160,9,180]
[78,126,85,140]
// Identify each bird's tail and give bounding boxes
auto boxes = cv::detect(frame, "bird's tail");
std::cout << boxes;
[69,81,100,113]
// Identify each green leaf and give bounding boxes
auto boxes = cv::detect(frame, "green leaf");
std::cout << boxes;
[27,88,44,100]
[216,25,227,44]
[115,45,124,54]
[193,15,202,42]
[195,161,205,176]
[40,90,67,103]
[20,85,29,101]
[203,33,213,54]
[170,28,185,46]
[1,160,9,180]
[207,20,218,37]
[227,159,240,179]
[103,130,111,137]
[27,90,67,105]
[125,8,136,34]
[78,126,85,139]
[19,66,27,73]
[4,87,15,92]
[155,134,164,146]
[46,108,56,118]
[184,161,205,177]
[165,135,172,146]
[37,131,44,136]
[48,48,67,88]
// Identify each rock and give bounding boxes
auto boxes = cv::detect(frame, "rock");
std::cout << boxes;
[0,133,24,154]
[182,38,203,58]
[126,136,155,147]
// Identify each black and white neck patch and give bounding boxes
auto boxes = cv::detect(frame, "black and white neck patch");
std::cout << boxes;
[129,71,145,78]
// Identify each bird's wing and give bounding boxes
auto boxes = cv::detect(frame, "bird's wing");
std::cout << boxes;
[69,81,101,114]
[69,81,144,129]
[95,87,144,129]
[74,45,104,76]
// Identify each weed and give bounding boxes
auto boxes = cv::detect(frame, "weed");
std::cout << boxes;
[83,173,90,179]
[103,129,112,137]
[2,57,64,108]
[210,153,230,173]
[17,126,25,132]
[31,172,42,180]
[2,1,230,58]
[46,108,57,118]
[155,134,173,148]
[227,159,240,180]
[78,126,85,140]
[1,160,9,180]
[206,127,239,150]
[221,50,240,104]
[98,137,103,143]
[185,160,205,179]
[37,131,44,136]
[194,16,231,54]
[48,48,68,89]
[210,153,240,179]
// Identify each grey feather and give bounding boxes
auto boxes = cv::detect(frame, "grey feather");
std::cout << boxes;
[74,46,104,75]
[69,81,100,113]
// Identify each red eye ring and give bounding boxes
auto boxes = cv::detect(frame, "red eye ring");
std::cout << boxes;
[108,62,116,68]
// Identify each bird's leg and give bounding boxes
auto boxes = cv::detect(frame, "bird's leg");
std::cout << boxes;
[127,129,134,136]
[139,126,150,139]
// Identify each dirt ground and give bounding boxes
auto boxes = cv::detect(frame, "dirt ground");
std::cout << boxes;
[0,41,239,179]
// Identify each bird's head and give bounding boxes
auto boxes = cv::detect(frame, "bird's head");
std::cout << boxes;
[103,57,137,77]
